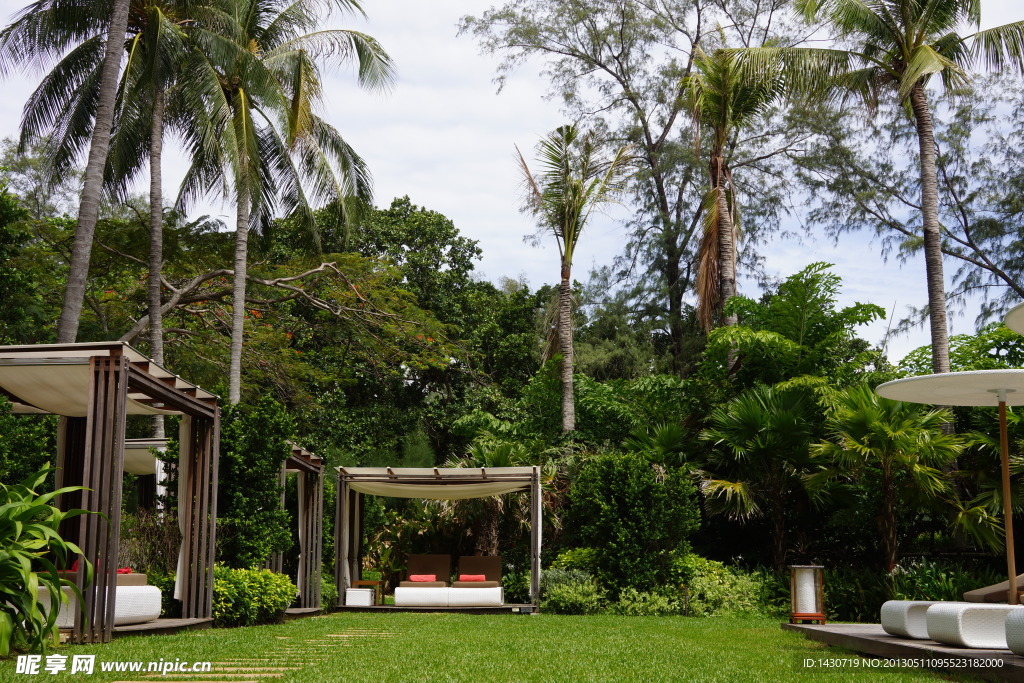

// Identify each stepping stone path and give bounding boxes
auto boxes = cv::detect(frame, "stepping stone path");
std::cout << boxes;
[112,627,395,682]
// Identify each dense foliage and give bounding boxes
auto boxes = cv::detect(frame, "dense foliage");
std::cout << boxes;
[217,397,295,569]
[567,454,699,597]
[211,566,297,628]
[0,470,91,654]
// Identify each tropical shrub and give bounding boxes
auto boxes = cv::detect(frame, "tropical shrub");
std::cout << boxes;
[540,570,605,615]
[824,559,1004,622]
[609,588,680,616]
[0,469,91,654]
[502,568,531,604]
[550,547,599,573]
[679,554,771,617]
[216,397,294,568]
[212,566,296,627]
[567,453,699,596]
[320,571,338,608]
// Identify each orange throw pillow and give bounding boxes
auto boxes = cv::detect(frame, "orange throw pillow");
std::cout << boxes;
[409,574,437,582]
[459,574,486,582]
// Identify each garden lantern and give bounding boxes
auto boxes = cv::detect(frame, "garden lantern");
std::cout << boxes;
[789,565,825,624]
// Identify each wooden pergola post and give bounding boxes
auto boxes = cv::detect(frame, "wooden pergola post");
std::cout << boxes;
[335,472,348,606]
[530,465,542,608]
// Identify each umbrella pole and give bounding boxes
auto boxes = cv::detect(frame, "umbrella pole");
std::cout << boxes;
[1000,398,1018,605]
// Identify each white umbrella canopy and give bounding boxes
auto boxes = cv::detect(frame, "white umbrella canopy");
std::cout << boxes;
[876,370,1024,604]
[1006,303,1024,335]
[876,370,1024,407]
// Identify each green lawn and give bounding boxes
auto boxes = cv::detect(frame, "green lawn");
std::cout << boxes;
[0,614,976,682]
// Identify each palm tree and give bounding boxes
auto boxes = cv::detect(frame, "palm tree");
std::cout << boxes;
[738,0,1024,374]
[809,384,965,571]
[0,0,134,342]
[684,47,785,331]
[517,125,632,432]
[179,0,393,404]
[700,383,815,571]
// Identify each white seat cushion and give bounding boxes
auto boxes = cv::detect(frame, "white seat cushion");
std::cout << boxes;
[447,587,503,607]
[394,587,449,606]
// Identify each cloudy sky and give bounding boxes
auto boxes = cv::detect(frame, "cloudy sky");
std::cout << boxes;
[1,0,1022,362]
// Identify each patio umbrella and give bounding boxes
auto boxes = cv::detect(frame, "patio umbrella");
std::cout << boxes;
[1006,302,1024,335]
[876,369,1024,604]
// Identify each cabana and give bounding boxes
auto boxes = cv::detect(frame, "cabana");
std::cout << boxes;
[267,443,324,614]
[334,466,542,612]
[0,342,219,643]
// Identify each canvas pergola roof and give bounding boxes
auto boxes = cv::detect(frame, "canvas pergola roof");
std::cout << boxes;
[0,342,219,643]
[0,343,216,416]
[339,466,536,499]
[335,466,542,606]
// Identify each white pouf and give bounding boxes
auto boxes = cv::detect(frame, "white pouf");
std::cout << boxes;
[927,603,1021,649]
[1004,609,1024,655]
[881,600,942,639]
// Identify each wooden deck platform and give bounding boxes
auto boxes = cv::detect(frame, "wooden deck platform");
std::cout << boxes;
[334,604,537,614]
[111,617,213,638]
[783,622,1024,681]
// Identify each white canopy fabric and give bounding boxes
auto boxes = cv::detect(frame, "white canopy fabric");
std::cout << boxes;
[1006,303,1024,335]
[0,342,215,416]
[875,369,1024,407]
[338,466,534,499]
[123,438,167,476]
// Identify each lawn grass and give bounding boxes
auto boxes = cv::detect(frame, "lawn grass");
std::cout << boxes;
[0,613,977,682]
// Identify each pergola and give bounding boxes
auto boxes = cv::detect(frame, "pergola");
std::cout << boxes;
[0,342,219,643]
[334,466,542,608]
[267,443,324,611]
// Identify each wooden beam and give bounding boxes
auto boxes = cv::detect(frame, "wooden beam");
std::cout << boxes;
[126,366,215,419]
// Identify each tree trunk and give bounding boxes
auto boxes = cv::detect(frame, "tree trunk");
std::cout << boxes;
[559,265,575,432]
[715,155,738,328]
[880,473,898,573]
[149,88,166,438]
[56,0,132,343]
[909,83,950,376]
[770,502,787,573]
[228,184,250,405]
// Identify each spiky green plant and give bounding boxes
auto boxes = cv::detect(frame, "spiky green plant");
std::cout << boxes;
[0,468,92,655]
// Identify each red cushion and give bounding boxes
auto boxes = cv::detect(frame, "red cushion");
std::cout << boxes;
[117,567,133,574]
[458,574,486,582]
[409,574,437,582]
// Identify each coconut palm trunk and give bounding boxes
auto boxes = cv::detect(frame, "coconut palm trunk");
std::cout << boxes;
[909,82,951,376]
[558,262,575,432]
[149,88,166,436]
[56,0,132,343]
[229,182,250,405]
[712,154,738,328]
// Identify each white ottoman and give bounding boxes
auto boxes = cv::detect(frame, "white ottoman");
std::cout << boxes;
[927,603,1022,648]
[394,587,449,607]
[51,585,162,628]
[345,588,374,606]
[1004,609,1024,655]
[881,600,941,639]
